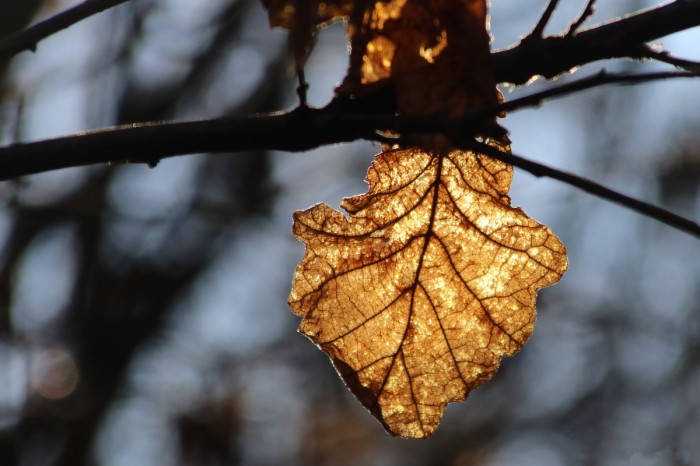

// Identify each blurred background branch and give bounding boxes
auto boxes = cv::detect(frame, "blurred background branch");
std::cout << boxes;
[0,0,133,59]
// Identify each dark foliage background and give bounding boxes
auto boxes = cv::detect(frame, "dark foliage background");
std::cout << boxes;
[0,1,698,465]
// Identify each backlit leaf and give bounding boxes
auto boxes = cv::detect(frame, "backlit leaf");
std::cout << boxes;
[262,0,496,123]
[261,0,361,69]
[339,0,497,120]
[290,144,568,437]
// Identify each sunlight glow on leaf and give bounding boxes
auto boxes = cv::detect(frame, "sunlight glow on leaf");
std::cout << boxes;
[290,146,567,437]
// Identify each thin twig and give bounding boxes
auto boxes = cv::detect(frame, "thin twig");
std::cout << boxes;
[472,142,700,238]
[0,67,698,236]
[529,0,562,38]
[638,45,700,72]
[493,0,700,84]
[0,0,132,59]
[440,70,700,136]
[489,70,700,116]
[297,69,309,107]
[566,0,597,37]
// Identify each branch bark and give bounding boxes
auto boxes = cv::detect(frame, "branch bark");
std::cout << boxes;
[472,142,700,238]
[2,70,695,181]
[1,71,698,237]
[493,0,700,84]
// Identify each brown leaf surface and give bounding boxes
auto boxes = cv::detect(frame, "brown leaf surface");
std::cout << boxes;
[262,0,355,29]
[339,0,498,119]
[262,0,496,120]
[261,0,360,69]
[290,145,567,438]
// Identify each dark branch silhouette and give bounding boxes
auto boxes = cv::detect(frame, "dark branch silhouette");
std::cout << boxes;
[565,0,597,37]
[1,70,698,237]
[0,0,132,59]
[472,142,700,238]
[493,0,700,84]
[2,0,699,85]
[2,70,696,179]
[638,46,700,72]
[527,0,561,38]
[0,1,699,238]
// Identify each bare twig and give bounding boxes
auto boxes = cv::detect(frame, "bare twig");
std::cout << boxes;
[529,0,562,38]
[0,0,132,59]
[566,0,597,37]
[2,70,697,180]
[1,66,699,237]
[472,142,700,238]
[638,45,700,72]
[493,0,700,84]
[489,70,700,116]
[0,70,696,155]
[0,1,698,236]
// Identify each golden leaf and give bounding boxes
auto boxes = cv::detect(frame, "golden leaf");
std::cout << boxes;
[289,145,568,438]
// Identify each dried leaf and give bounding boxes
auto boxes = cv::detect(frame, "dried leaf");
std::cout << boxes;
[290,144,568,438]
[339,0,497,118]
[262,0,355,28]
[261,0,360,69]
[262,0,496,120]
[281,0,568,438]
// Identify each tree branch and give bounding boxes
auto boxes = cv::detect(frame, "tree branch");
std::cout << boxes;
[493,0,700,84]
[1,2,699,236]
[471,142,700,238]
[2,0,698,87]
[528,0,562,38]
[638,45,700,73]
[1,69,698,237]
[491,70,700,115]
[2,70,696,181]
[0,0,132,59]
[565,0,597,37]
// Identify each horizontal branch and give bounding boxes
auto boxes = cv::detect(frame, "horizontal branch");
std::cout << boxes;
[472,142,700,238]
[493,0,700,84]
[0,0,132,59]
[0,109,381,177]
[3,70,696,180]
[492,70,700,115]
[2,0,698,88]
[1,70,698,237]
